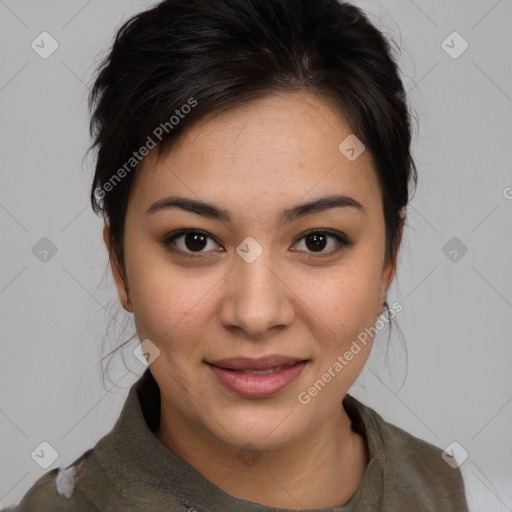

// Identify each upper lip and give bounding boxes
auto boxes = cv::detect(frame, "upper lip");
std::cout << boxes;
[206,355,307,371]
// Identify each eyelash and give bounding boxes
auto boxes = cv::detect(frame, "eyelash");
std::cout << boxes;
[161,228,352,259]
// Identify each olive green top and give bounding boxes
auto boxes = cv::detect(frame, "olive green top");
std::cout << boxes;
[9,369,469,511]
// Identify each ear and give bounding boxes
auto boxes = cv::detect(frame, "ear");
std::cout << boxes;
[103,224,133,313]
[378,214,404,314]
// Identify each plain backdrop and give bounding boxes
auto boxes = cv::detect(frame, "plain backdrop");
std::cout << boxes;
[1,0,511,509]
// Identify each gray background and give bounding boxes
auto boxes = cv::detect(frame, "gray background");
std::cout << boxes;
[1,0,511,508]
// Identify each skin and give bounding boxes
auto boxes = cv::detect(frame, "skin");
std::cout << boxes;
[103,91,402,509]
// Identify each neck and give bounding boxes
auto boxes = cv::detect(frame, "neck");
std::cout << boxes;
[155,399,369,509]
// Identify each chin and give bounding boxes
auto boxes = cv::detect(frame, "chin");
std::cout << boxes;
[204,404,305,452]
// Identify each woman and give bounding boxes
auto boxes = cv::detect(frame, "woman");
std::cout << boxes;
[7,0,471,510]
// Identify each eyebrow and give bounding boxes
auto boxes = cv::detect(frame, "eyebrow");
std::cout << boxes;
[146,193,365,224]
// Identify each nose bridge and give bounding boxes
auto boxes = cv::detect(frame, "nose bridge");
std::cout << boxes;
[220,236,293,335]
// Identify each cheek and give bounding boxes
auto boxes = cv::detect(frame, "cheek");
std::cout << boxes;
[126,254,213,351]
[296,264,382,341]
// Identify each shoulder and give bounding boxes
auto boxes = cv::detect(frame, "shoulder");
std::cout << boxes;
[346,394,469,511]
[5,449,104,512]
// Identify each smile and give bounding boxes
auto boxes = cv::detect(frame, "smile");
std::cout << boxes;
[205,355,309,398]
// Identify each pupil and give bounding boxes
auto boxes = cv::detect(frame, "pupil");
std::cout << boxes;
[306,233,326,252]
[185,232,207,251]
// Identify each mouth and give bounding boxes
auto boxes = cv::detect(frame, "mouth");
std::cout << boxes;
[205,355,309,398]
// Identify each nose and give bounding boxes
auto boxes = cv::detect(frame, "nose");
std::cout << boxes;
[219,247,295,339]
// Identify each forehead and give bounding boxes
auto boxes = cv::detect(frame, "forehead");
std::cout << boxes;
[130,91,381,217]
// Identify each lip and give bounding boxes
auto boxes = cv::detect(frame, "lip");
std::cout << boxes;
[207,355,305,371]
[206,355,308,398]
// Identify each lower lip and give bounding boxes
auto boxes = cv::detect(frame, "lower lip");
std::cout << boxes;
[206,361,307,398]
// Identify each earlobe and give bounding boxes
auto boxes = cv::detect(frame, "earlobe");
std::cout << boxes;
[103,224,133,313]
[378,214,404,314]
[378,260,395,316]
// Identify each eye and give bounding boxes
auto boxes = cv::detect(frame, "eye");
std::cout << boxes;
[162,229,223,257]
[162,228,352,258]
[291,229,352,257]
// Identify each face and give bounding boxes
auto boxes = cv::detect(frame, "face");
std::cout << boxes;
[105,91,397,452]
